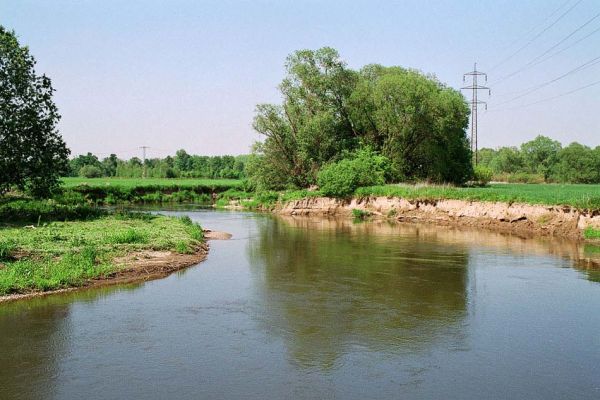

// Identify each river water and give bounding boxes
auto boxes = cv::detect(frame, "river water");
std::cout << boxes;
[1,210,599,400]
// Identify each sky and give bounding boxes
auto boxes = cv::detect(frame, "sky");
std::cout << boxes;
[2,0,599,158]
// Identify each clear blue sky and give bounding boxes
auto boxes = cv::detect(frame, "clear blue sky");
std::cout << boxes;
[2,0,599,157]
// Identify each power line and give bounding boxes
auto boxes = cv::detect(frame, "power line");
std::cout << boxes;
[493,10,600,85]
[494,54,600,106]
[488,78,600,112]
[488,0,584,73]
[493,24,600,98]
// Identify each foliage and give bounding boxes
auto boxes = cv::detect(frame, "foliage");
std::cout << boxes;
[473,165,493,186]
[351,209,371,220]
[0,198,104,223]
[79,164,103,178]
[60,177,240,204]
[0,26,70,197]
[553,143,600,184]
[317,148,388,197]
[250,47,472,190]
[584,227,600,240]
[477,136,600,184]
[0,214,204,295]
[69,150,248,180]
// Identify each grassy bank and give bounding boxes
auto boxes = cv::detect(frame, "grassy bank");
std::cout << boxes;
[215,183,600,211]
[0,213,204,295]
[60,177,242,205]
[357,183,600,210]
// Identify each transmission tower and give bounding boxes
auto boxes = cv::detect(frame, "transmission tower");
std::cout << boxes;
[140,146,150,178]
[461,63,490,165]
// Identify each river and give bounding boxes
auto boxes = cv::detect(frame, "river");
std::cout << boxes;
[1,210,599,399]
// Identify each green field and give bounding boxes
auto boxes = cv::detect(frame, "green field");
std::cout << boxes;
[356,183,600,210]
[61,177,242,189]
[0,213,204,295]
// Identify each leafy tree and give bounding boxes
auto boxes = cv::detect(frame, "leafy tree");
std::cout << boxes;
[70,152,102,176]
[520,135,561,181]
[101,154,118,177]
[251,48,472,189]
[488,146,524,174]
[554,143,600,183]
[0,26,70,197]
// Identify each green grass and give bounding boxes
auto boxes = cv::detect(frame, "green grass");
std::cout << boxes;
[355,183,600,210]
[0,198,104,223]
[352,209,371,220]
[584,227,600,240]
[0,214,204,295]
[61,177,242,189]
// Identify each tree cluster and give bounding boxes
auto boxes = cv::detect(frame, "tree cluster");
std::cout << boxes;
[69,150,247,179]
[477,135,600,183]
[248,47,472,190]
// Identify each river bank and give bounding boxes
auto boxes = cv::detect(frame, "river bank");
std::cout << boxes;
[0,214,226,303]
[276,196,600,240]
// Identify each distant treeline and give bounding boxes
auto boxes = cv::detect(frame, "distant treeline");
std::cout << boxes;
[477,135,600,184]
[68,150,248,179]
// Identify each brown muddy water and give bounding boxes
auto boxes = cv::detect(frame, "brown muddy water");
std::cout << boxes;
[1,210,600,400]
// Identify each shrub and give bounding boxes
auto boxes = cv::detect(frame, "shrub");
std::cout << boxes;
[317,148,388,197]
[473,165,493,186]
[352,209,371,220]
[79,165,103,178]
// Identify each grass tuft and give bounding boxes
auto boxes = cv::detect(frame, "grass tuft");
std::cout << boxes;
[584,227,600,240]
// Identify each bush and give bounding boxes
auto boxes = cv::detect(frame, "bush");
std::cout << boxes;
[79,165,103,178]
[473,165,493,186]
[317,148,388,197]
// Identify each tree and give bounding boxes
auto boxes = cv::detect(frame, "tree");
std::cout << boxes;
[0,26,70,197]
[520,135,561,181]
[70,152,101,176]
[250,48,472,189]
[554,143,600,183]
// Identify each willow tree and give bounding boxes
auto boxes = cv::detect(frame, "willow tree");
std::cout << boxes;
[250,48,472,189]
[0,26,69,197]
[251,47,359,189]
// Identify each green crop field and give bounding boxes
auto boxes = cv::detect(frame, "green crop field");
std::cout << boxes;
[61,177,242,189]
[356,183,600,210]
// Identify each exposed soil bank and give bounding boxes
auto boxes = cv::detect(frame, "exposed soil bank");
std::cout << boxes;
[278,196,600,240]
[0,230,231,303]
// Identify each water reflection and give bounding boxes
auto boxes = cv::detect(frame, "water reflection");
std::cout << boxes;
[248,217,470,369]
[0,285,139,400]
